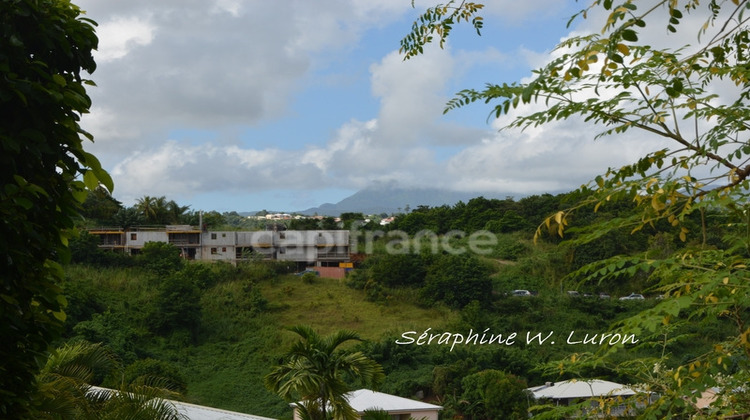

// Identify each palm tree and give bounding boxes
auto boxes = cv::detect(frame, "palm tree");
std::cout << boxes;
[136,195,158,224]
[33,341,185,420]
[264,325,384,420]
[166,200,190,224]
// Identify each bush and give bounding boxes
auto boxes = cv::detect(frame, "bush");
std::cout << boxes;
[460,370,528,420]
[420,253,493,309]
[121,358,187,394]
[137,242,183,276]
[149,274,201,339]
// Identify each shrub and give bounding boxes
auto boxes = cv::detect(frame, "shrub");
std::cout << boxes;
[121,358,187,394]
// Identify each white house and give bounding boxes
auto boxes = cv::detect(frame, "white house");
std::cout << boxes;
[527,379,647,417]
[87,386,275,420]
[171,399,276,420]
[292,389,442,420]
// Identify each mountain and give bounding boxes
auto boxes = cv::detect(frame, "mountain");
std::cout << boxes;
[298,184,514,216]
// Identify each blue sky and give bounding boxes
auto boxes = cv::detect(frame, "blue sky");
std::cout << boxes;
[75,0,652,213]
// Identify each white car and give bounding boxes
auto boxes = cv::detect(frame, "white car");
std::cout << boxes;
[511,290,532,297]
[619,293,645,301]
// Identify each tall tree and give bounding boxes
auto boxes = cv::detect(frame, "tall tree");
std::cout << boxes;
[264,325,384,420]
[81,186,123,225]
[0,0,112,416]
[136,195,170,224]
[403,0,750,417]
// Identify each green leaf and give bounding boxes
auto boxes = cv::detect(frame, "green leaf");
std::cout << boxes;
[621,29,638,42]
[83,170,99,190]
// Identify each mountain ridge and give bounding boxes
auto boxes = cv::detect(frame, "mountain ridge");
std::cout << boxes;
[297,185,514,216]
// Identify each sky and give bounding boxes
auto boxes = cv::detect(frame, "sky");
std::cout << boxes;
[73,0,695,213]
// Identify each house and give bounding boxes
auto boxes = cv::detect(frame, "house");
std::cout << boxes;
[88,386,275,420]
[292,389,442,420]
[527,379,644,417]
[170,399,276,420]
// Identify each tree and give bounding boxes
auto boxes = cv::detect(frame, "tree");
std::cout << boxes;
[0,0,112,416]
[420,253,493,309]
[80,186,123,225]
[112,206,146,230]
[149,273,202,340]
[138,242,184,276]
[264,325,385,420]
[459,370,528,420]
[136,195,183,225]
[403,0,750,416]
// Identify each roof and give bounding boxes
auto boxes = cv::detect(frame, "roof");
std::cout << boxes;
[172,400,276,420]
[345,389,442,413]
[527,379,637,400]
[88,386,275,420]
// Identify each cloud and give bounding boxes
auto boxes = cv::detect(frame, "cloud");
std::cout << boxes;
[80,0,714,211]
[111,140,329,205]
[95,15,155,62]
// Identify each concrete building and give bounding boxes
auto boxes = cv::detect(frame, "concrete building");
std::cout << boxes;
[88,226,351,273]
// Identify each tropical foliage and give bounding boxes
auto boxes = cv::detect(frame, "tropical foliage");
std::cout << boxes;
[33,341,184,420]
[0,0,111,415]
[264,325,385,420]
[401,0,750,417]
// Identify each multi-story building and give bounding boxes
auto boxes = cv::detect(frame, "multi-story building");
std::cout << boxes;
[87,226,350,270]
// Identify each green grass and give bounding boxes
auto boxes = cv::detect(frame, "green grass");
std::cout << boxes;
[62,264,459,419]
[259,275,458,342]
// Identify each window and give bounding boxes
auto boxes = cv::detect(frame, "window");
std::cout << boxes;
[130,233,137,240]
[222,233,226,238]
[222,247,226,252]
[211,233,217,240]
[211,247,217,254]
[279,232,285,239]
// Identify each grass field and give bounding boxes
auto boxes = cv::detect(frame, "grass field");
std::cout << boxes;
[63,264,459,418]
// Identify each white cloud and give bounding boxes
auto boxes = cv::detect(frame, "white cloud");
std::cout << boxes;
[79,0,714,211]
[95,15,155,62]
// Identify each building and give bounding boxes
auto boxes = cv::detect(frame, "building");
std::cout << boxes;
[292,389,442,420]
[88,386,275,420]
[88,226,351,272]
[526,379,644,417]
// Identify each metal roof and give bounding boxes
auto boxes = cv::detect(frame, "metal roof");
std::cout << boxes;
[292,389,442,414]
[172,400,276,420]
[527,379,637,400]
[345,389,442,413]
[88,387,275,420]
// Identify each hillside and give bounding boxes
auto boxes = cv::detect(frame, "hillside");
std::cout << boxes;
[62,264,461,418]
[62,192,745,418]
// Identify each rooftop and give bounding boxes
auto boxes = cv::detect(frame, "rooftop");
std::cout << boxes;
[346,389,442,413]
[527,379,637,400]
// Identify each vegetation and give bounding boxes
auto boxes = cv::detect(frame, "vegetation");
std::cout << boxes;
[264,325,385,420]
[55,196,742,418]
[401,0,750,417]
[34,341,183,420]
[0,0,111,416]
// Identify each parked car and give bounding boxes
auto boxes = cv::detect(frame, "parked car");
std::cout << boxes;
[566,291,580,297]
[511,289,532,297]
[295,269,319,276]
[599,293,611,299]
[619,293,645,300]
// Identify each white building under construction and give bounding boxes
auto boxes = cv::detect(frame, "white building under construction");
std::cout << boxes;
[88,226,350,269]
